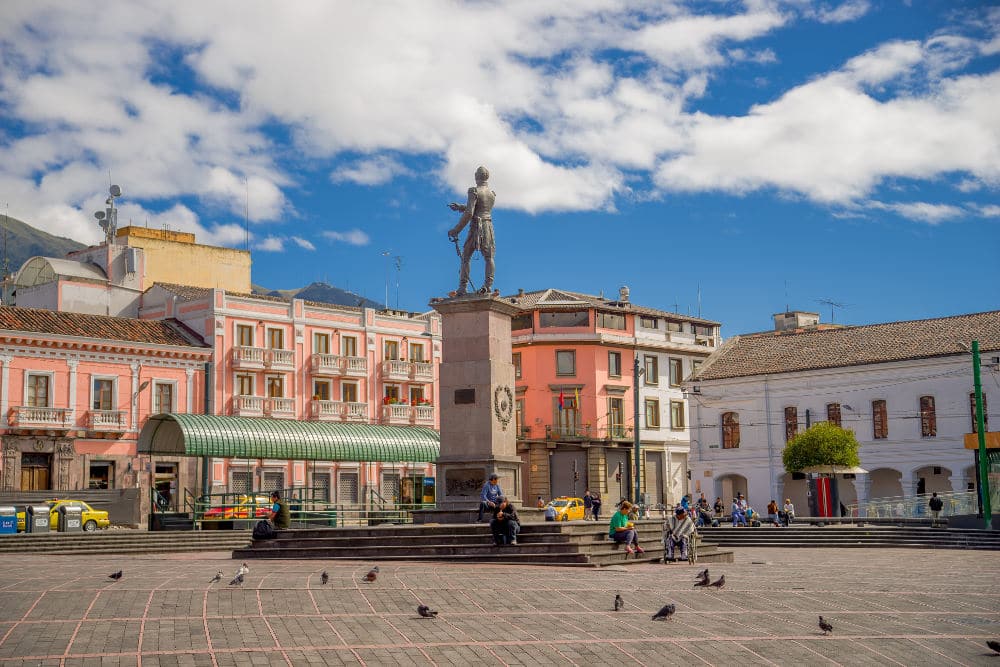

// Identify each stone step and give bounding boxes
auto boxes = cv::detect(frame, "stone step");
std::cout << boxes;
[0,531,252,554]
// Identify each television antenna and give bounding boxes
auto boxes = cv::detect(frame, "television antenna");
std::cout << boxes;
[94,184,122,244]
[817,298,848,323]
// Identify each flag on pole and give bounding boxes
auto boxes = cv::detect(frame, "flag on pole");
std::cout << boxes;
[558,390,565,410]
[575,388,580,409]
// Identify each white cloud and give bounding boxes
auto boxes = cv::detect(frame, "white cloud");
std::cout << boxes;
[256,236,285,252]
[291,236,316,251]
[815,1,871,24]
[868,200,965,224]
[974,204,1000,217]
[322,229,371,246]
[331,156,409,186]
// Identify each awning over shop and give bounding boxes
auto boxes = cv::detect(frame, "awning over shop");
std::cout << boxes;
[138,414,440,463]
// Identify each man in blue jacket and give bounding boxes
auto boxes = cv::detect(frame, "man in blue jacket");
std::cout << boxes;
[478,473,504,522]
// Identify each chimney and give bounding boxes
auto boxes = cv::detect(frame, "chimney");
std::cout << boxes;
[517,288,525,297]
[773,311,820,331]
[619,285,630,303]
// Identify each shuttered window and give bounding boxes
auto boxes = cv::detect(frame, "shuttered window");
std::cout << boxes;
[827,403,842,427]
[722,412,740,449]
[872,400,888,439]
[784,406,798,442]
[919,396,936,437]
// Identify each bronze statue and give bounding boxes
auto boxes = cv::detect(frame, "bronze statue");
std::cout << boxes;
[448,165,495,295]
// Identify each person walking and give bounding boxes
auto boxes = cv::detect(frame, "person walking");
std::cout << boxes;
[583,490,594,520]
[928,492,944,524]
[591,493,602,522]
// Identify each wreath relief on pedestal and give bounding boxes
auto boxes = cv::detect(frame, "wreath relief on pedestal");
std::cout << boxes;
[494,385,514,431]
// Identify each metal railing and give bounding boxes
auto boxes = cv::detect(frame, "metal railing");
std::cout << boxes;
[545,424,634,440]
[847,491,979,519]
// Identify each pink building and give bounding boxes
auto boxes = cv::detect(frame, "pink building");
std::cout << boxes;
[0,306,210,518]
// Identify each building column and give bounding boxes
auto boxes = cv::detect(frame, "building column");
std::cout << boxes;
[900,471,918,498]
[949,474,971,494]
[186,368,195,413]
[856,474,872,517]
[67,360,78,423]
[130,363,141,432]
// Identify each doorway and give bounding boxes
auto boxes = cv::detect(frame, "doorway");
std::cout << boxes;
[20,453,51,491]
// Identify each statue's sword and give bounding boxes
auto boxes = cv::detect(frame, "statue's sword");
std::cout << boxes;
[449,232,475,291]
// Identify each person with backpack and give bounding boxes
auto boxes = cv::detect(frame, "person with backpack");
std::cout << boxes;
[928,493,944,524]
[269,491,290,529]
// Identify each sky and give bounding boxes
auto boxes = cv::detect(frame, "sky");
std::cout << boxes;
[0,0,998,336]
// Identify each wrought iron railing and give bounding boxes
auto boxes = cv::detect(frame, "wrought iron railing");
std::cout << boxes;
[847,490,979,519]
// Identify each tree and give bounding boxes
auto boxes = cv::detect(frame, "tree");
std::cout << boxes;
[782,422,861,473]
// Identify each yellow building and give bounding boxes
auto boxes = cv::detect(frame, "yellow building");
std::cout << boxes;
[116,227,251,293]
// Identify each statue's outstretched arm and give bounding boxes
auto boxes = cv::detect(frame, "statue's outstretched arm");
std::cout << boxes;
[448,189,478,237]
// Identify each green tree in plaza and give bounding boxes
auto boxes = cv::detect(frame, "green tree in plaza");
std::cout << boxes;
[782,422,861,472]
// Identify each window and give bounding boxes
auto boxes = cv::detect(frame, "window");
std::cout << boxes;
[342,382,358,403]
[827,403,842,427]
[236,324,253,347]
[971,392,989,432]
[608,397,625,438]
[645,398,660,428]
[596,312,625,330]
[92,378,114,411]
[267,328,284,350]
[784,406,798,442]
[342,335,358,358]
[154,382,174,414]
[409,386,425,405]
[555,392,580,436]
[668,358,683,387]
[872,400,888,439]
[516,399,525,435]
[722,412,740,449]
[670,401,685,430]
[313,333,330,354]
[409,343,425,362]
[639,316,658,329]
[313,380,331,401]
[644,355,658,385]
[540,311,588,328]
[556,350,576,376]
[512,352,522,379]
[693,324,714,336]
[88,461,114,490]
[666,321,682,332]
[384,385,400,401]
[26,373,50,407]
[608,351,622,378]
[690,359,702,379]
[236,374,254,396]
[384,340,399,360]
[266,376,284,398]
[511,313,533,331]
[920,396,936,437]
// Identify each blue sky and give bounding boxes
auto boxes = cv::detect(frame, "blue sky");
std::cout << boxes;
[0,1,997,335]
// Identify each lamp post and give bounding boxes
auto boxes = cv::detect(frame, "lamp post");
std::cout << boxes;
[632,355,644,505]
[972,340,992,528]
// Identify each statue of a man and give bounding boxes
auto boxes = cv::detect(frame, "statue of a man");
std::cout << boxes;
[448,165,495,296]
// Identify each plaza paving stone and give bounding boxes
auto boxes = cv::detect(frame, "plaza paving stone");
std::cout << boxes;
[0,547,997,666]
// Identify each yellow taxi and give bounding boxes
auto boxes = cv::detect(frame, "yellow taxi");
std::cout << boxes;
[548,496,585,521]
[17,499,111,532]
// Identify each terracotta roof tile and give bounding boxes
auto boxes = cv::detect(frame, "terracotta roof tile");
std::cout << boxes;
[504,288,720,325]
[693,310,1000,381]
[0,306,209,348]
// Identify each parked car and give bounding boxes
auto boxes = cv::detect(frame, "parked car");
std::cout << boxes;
[16,499,111,532]
[202,495,272,520]
[548,497,585,521]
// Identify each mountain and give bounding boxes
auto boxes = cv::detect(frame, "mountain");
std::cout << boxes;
[0,213,87,277]
[251,281,384,310]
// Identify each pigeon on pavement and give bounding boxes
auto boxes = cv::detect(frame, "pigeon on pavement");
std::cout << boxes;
[614,594,624,611]
[819,616,833,635]
[320,570,329,585]
[229,573,244,586]
[363,566,379,582]
[236,562,249,577]
[651,603,676,620]
[708,574,725,589]
[986,640,1000,654]
[696,568,709,582]
[108,570,123,581]
[417,604,438,618]
[209,571,223,583]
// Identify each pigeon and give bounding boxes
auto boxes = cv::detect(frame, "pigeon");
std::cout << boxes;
[694,576,711,588]
[818,616,833,635]
[651,603,676,620]
[417,604,438,618]
[363,566,379,582]
[708,575,725,589]
[209,571,223,584]
[108,570,123,581]
[236,562,250,577]
[614,594,624,612]
[229,573,244,586]
[987,640,1000,654]
[696,568,709,582]
[320,570,329,585]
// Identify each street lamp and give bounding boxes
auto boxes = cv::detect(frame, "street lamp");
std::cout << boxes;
[959,340,992,528]
[632,354,645,505]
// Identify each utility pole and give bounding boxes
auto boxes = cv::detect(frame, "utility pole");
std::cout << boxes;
[633,354,642,505]
[972,340,992,528]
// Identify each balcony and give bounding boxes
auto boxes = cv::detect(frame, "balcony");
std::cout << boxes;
[268,348,295,370]
[233,346,267,369]
[88,409,128,432]
[413,405,435,425]
[9,406,73,430]
[381,404,412,425]
[544,424,634,441]
[233,395,265,417]
[312,353,345,376]
[267,397,295,418]
[411,361,434,381]
[382,359,411,381]
[343,356,368,377]
[311,400,369,422]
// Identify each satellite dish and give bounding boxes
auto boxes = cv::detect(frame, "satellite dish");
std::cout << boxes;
[94,211,106,220]
[110,184,122,197]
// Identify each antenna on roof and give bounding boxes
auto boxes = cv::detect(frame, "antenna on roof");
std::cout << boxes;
[817,298,849,323]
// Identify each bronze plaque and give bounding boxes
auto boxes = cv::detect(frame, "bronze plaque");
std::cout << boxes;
[444,468,485,496]
[454,388,476,405]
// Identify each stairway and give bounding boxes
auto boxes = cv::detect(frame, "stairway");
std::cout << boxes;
[234,520,735,567]
[0,530,252,555]
[698,525,1000,550]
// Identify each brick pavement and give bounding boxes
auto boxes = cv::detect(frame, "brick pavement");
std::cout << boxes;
[0,547,997,666]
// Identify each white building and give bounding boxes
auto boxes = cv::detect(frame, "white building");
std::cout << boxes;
[686,310,999,513]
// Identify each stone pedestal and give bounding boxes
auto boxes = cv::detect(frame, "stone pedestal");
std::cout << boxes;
[419,295,522,518]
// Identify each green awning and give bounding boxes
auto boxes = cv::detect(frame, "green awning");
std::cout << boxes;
[138,414,439,463]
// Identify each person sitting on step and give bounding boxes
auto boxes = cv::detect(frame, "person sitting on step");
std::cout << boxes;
[608,501,645,556]
[490,497,520,546]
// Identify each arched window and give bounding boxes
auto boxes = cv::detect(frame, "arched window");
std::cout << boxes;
[722,412,740,449]
[919,396,936,437]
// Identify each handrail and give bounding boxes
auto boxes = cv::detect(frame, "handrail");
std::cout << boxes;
[847,490,978,519]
